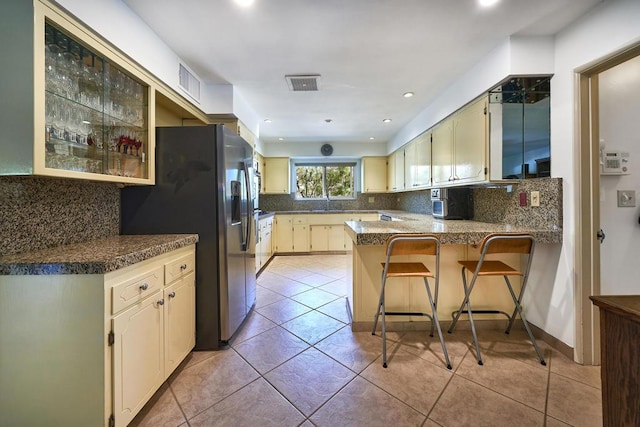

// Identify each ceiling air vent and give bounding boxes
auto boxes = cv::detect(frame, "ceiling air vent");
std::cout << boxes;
[179,63,201,101]
[285,74,320,92]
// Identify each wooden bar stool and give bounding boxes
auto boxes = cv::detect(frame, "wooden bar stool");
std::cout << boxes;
[372,234,451,369]
[448,233,546,366]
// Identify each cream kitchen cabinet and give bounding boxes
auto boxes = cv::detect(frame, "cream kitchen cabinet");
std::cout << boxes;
[432,96,487,186]
[387,149,405,192]
[0,243,195,427]
[361,156,387,193]
[256,216,273,271]
[263,157,290,194]
[274,215,309,252]
[404,131,431,189]
[1,0,157,184]
[310,225,347,251]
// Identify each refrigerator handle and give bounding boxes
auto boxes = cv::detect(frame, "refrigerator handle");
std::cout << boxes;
[241,162,252,251]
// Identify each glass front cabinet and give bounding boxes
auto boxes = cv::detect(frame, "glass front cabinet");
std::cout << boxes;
[0,0,155,184]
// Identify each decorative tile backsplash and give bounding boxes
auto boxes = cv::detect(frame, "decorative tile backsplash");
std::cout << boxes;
[0,176,120,255]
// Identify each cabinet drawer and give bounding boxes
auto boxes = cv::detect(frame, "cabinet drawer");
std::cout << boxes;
[112,266,163,314]
[165,252,195,285]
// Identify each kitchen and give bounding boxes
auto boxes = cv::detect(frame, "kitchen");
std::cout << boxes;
[1,0,640,426]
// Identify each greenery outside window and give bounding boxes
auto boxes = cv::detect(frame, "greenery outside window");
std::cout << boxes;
[295,163,355,199]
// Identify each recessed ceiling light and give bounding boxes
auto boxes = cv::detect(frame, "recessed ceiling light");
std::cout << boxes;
[403,92,414,98]
[278,137,284,141]
[369,137,375,140]
[382,118,392,123]
[234,0,255,7]
[264,119,272,123]
[478,0,499,7]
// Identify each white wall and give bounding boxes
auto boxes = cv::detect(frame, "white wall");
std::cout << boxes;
[261,141,387,158]
[598,55,640,294]
[56,0,238,122]
[529,0,640,346]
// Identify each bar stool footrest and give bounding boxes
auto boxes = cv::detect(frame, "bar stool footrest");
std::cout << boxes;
[451,309,512,322]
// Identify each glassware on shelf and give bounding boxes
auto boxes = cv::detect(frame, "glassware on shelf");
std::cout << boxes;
[43,21,148,179]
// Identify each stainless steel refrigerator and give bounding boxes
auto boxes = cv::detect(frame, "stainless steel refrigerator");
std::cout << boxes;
[121,124,256,350]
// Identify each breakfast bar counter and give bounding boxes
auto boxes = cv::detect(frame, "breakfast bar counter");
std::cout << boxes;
[344,212,562,330]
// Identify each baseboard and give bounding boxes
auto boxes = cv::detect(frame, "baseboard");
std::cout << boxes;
[529,322,574,360]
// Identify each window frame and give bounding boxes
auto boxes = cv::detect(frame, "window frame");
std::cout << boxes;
[292,159,360,200]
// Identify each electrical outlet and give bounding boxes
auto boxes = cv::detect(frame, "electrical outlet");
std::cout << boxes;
[531,191,540,207]
[519,192,527,207]
[617,190,636,207]
[368,196,375,203]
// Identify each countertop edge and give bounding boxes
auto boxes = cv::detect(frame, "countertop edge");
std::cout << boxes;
[0,234,199,276]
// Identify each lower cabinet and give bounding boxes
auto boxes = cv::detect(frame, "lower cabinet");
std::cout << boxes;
[256,216,273,271]
[0,244,196,427]
[111,246,195,426]
[273,213,379,254]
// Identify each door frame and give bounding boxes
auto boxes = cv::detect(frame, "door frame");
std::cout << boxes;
[575,43,640,365]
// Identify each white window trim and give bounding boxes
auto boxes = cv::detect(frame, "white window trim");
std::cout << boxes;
[291,158,361,200]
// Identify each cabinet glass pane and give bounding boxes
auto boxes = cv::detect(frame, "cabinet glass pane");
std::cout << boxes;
[44,21,148,179]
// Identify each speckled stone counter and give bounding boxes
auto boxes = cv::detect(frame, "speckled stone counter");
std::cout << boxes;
[0,234,199,275]
[346,210,562,245]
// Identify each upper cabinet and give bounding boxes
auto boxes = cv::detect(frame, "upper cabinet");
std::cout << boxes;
[432,96,487,186]
[263,157,290,194]
[488,76,552,180]
[361,156,387,193]
[404,130,431,189]
[0,1,155,184]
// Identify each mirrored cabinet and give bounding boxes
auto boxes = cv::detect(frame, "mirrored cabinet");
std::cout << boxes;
[0,0,155,184]
[488,76,551,180]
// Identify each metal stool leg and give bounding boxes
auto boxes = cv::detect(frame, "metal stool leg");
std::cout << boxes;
[448,267,469,333]
[461,272,483,365]
[424,277,452,370]
[504,276,546,365]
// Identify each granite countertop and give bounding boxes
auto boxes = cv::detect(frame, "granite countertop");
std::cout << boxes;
[269,210,378,215]
[0,234,199,275]
[346,210,562,245]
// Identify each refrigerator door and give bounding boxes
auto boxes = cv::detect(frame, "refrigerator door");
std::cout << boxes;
[218,127,256,342]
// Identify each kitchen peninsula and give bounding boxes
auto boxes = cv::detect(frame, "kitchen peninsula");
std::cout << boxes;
[345,211,562,331]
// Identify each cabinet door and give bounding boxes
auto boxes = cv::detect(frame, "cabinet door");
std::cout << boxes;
[38,10,153,184]
[112,293,164,427]
[261,223,272,261]
[361,157,387,193]
[164,272,195,377]
[431,120,454,186]
[387,152,396,192]
[293,224,309,252]
[453,97,487,183]
[414,131,431,187]
[404,140,417,189]
[263,157,290,194]
[274,216,293,252]
[310,226,329,252]
[394,149,405,191]
[328,225,346,251]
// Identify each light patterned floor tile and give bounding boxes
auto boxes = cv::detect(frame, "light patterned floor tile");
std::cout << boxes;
[231,310,277,345]
[255,297,312,324]
[316,297,351,323]
[169,349,259,419]
[264,347,356,416]
[233,326,309,374]
[547,372,602,427]
[281,310,345,344]
[129,383,186,427]
[290,288,340,309]
[310,376,426,427]
[189,378,305,427]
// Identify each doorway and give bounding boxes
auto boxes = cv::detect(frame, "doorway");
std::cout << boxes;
[576,44,640,365]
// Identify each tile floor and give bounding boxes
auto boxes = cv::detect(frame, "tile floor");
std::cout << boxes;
[131,254,603,427]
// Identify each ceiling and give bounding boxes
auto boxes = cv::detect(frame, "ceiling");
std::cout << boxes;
[122,0,602,146]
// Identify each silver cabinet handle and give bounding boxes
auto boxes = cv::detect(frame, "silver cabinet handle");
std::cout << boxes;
[139,283,149,291]
[168,291,176,299]
[180,264,187,270]
[157,299,165,306]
